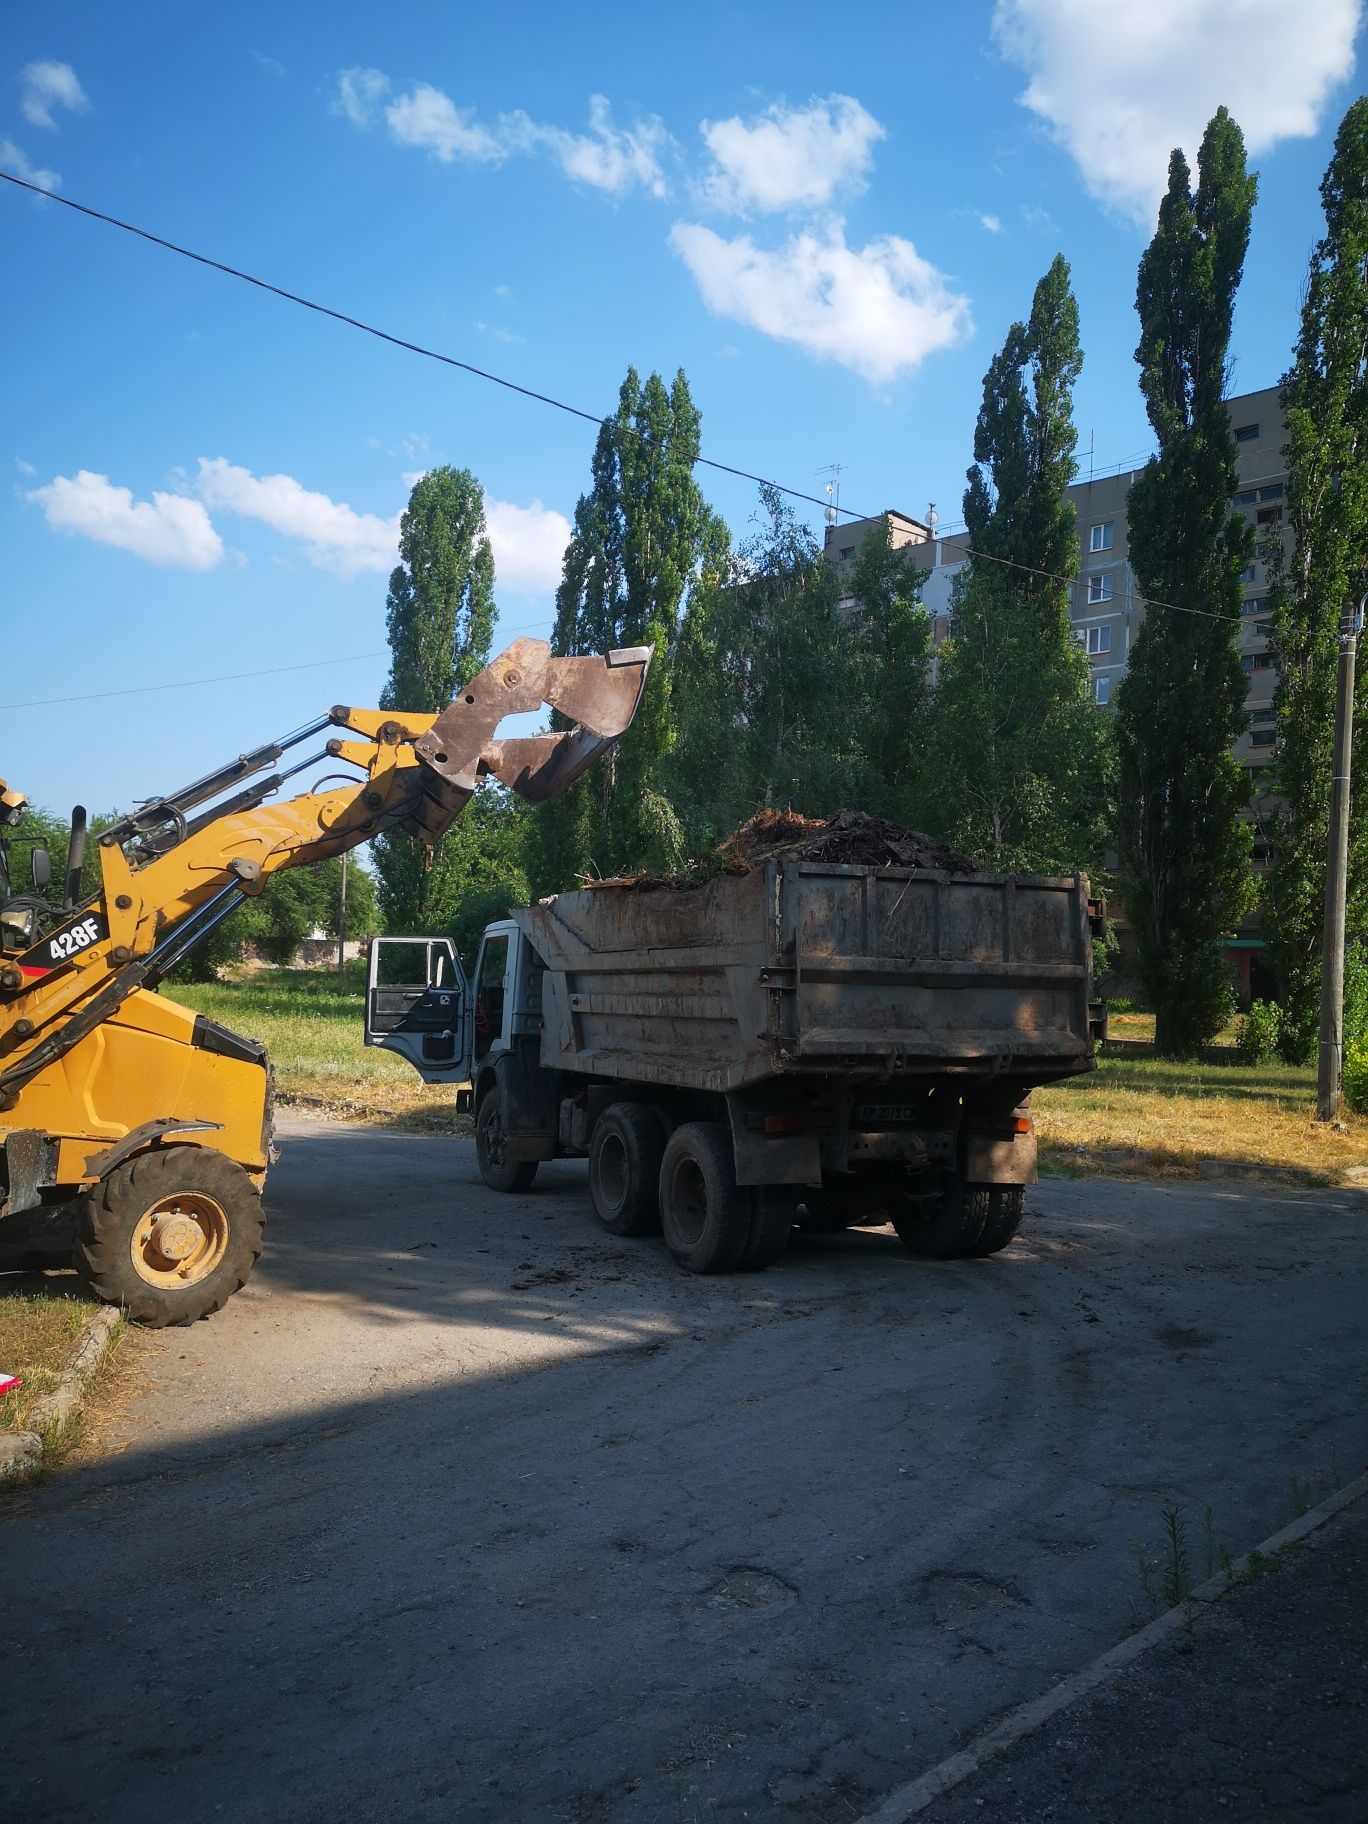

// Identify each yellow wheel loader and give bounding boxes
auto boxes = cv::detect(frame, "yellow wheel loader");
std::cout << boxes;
[0,639,648,1326]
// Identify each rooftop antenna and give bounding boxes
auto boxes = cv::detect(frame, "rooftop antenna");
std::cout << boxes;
[817,461,845,525]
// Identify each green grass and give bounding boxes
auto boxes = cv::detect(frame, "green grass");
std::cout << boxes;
[170,962,459,1128]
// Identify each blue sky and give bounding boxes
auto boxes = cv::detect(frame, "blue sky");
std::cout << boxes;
[3,0,1363,818]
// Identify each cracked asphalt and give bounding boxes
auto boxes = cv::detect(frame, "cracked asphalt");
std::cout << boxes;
[2,1119,1365,1823]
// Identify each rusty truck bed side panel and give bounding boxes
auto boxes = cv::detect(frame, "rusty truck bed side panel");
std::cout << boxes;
[515,861,1094,1094]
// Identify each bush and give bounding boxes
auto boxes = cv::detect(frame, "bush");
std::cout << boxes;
[1235,998,1281,1064]
[1343,1038,1368,1114]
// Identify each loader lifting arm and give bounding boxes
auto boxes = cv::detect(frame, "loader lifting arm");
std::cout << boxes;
[0,639,649,1112]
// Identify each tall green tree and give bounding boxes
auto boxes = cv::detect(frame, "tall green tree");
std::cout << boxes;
[1264,98,1368,1061]
[533,368,712,888]
[932,256,1113,872]
[1114,110,1259,1057]
[671,487,855,846]
[372,466,498,933]
[848,520,934,826]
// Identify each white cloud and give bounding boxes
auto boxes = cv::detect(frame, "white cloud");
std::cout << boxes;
[0,138,59,192]
[699,95,884,214]
[503,95,672,197]
[978,213,1003,234]
[195,459,399,579]
[28,470,224,570]
[386,82,504,164]
[484,498,570,593]
[993,0,1363,223]
[669,218,972,385]
[333,72,669,194]
[334,67,390,129]
[20,60,87,131]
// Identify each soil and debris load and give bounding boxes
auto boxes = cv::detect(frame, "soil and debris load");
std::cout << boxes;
[587,809,974,891]
[716,809,973,875]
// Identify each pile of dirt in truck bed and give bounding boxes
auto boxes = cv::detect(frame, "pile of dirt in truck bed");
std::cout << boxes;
[584,810,973,891]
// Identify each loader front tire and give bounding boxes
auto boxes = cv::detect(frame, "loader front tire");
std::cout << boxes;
[74,1146,264,1327]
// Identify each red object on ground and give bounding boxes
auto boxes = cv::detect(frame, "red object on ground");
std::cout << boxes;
[0,1372,21,1398]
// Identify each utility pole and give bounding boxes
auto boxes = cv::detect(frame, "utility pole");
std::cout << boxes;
[1316,597,1364,1121]
[337,850,348,981]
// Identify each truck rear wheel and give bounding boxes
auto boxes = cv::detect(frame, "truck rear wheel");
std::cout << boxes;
[476,1092,538,1193]
[73,1145,265,1327]
[890,1178,1023,1260]
[589,1103,665,1237]
[738,1187,795,1270]
[658,1123,750,1274]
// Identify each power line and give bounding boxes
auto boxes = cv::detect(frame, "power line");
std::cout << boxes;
[0,649,385,711]
[0,169,1234,628]
[0,170,854,525]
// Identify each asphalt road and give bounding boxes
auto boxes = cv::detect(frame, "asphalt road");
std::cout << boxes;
[3,1121,1365,1824]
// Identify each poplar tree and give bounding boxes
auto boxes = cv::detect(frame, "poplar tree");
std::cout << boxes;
[1114,110,1258,1056]
[671,487,854,845]
[1264,99,1368,1061]
[373,466,499,933]
[534,367,710,887]
[932,256,1112,871]
[849,520,934,827]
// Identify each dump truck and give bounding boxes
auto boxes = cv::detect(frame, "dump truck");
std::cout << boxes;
[0,638,649,1324]
[367,824,1104,1271]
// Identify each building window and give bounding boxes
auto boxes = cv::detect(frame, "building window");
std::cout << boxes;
[1236,489,1257,506]
[1241,597,1263,614]
[1250,728,1276,750]
[1094,675,1111,706]
[1240,563,1257,584]
[1259,483,1284,502]
[839,545,855,559]
[1077,624,1112,655]
[1256,505,1284,525]
[1234,423,1260,442]
[1242,652,1276,673]
[1087,573,1115,604]
[1089,521,1115,552]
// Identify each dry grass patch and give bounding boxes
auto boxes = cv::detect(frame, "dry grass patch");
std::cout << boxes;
[0,1287,99,1438]
[1036,1054,1368,1186]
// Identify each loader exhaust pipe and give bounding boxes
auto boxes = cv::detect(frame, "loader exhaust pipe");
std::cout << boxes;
[64,806,87,910]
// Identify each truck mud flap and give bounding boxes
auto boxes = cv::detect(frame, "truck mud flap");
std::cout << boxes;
[495,1049,557,1162]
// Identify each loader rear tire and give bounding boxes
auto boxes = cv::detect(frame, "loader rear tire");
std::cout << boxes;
[589,1103,665,1237]
[476,1092,538,1193]
[890,1178,1023,1260]
[73,1145,264,1327]
[658,1123,750,1274]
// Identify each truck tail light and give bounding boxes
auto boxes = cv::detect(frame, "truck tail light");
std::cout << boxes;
[764,1113,811,1135]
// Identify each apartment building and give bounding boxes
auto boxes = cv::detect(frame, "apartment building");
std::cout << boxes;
[824,386,1289,997]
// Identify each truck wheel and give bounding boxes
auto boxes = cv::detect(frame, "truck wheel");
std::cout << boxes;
[890,1179,1023,1260]
[658,1123,750,1274]
[738,1187,795,1270]
[589,1103,665,1236]
[73,1146,264,1327]
[476,1092,538,1193]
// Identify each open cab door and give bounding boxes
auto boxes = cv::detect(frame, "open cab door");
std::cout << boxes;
[364,937,468,1083]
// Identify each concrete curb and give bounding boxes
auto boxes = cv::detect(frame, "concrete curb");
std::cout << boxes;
[0,1304,124,1485]
[858,1468,1368,1824]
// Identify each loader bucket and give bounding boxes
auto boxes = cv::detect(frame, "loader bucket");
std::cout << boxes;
[410,639,651,833]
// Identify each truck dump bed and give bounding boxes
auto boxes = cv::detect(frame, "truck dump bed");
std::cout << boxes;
[516,859,1096,1095]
